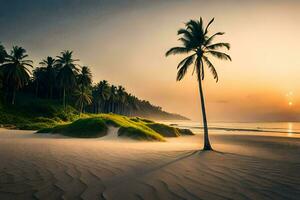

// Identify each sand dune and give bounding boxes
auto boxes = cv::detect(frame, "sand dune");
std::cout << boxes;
[0,128,299,200]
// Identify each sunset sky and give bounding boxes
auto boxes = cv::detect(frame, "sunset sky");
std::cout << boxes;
[1,0,300,122]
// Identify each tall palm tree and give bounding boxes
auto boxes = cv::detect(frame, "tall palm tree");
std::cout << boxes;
[77,66,92,89]
[127,94,139,116]
[75,87,93,115]
[56,50,79,109]
[109,85,118,113]
[117,85,126,114]
[93,80,111,113]
[0,46,33,104]
[166,18,231,150]
[32,67,46,97]
[0,43,7,64]
[0,43,7,90]
[39,56,57,98]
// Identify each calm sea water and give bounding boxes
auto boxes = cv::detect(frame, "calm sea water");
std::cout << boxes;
[159,121,300,137]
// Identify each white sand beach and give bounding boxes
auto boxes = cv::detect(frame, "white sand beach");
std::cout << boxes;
[0,128,299,200]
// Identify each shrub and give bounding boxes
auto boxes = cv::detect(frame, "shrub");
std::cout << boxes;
[38,118,107,138]
[118,126,164,141]
[146,123,180,137]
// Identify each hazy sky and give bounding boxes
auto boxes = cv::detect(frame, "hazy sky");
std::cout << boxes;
[1,0,300,122]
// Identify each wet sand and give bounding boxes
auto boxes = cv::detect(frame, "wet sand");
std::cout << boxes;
[0,128,299,200]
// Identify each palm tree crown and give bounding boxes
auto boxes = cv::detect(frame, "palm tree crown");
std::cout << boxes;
[95,80,110,101]
[75,87,93,114]
[0,43,7,64]
[93,80,111,113]
[39,56,57,98]
[56,50,79,88]
[40,56,57,68]
[77,66,92,89]
[166,18,231,82]
[0,46,33,104]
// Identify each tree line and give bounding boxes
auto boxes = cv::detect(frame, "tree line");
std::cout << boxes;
[0,44,184,119]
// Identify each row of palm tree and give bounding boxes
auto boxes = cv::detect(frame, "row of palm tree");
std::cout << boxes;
[92,81,141,115]
[0,44,169,117]
[0,45,91,113]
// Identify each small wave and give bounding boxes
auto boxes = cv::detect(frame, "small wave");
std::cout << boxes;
[175,125,300,134]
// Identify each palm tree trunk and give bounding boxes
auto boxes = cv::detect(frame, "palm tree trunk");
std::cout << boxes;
[50,86,53,99]
[198,78,212,150]
[35,81,39,97]
[110,101,113,113]
[63,87,66,110]
[11,89,16,105]
[98,100,101,113]
[80,102,83,115]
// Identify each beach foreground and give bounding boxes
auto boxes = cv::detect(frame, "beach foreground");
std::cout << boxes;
[0,128,299,200]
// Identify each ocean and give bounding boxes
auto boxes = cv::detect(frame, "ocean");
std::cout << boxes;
[160,121,300,137]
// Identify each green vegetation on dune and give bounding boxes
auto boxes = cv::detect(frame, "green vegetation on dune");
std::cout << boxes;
[38,118,107,138]
[118,127,164,141]
[37,114,193,141]
[146,123,193,137]
[0,96,79,130]
[178,128,194,136]
[0,97,192,141]
[0,93,192,141]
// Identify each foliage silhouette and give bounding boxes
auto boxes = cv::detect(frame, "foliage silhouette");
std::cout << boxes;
[56,50,79,109]
[0,44,187,120]
[0,46,33,104]
[166,17,231,150]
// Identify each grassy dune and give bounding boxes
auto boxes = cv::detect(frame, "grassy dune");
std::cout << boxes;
[37,114,193,141]
[0,100,193,141]
[37,118,108,138]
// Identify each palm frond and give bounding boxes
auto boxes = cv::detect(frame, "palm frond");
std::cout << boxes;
[204,18,215,35]
[186,20,203,35]
[203,56,218,82]
[194,57,205,80]
[178,37,191,47]
[177,28,193,38]
[21,59,33,64]
[201,58,204,80]
[56,56,63,60]
[177,54,196,69]
[204,32,225,46]
[22,63,34,68]
[20,54,28,59]
[176,55,195,81]
[206,43,230,50]
[165,47,190,56]
[206,50,231,61]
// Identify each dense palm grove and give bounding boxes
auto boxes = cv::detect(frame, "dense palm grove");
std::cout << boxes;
[0,43,186,119]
